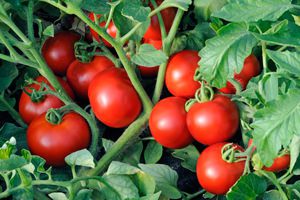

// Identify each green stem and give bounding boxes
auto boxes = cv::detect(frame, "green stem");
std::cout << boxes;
[228,78,242,95]
[105,4,116,29]
[150,0,167,43]
[0,186,23,199]
[260,170,289,200]
[0,93,27,128]
[152,9,185,104]
[86,112,150,176]
[261,41,268,74]
[185,189,205,200]
[26,0,35,41]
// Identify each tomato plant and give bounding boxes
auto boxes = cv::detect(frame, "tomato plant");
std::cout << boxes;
[42,31,81,75]
[67,55,115,99]
[149,97,193,149]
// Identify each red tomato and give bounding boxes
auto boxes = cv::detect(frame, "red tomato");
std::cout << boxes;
[149,97,193,149]
[197,143,245,195]
[263,154,290,172]
[42,31,80,75]
[143,0,176,40]
[67,56,115,99]
[219,54,260,94]
[165,50,201,98]
[27,112,90,166]
[89,13,117,47]
[138,39,162,77]
[88,68,142,128]
[186,95,239,145]
[19,76,75,124]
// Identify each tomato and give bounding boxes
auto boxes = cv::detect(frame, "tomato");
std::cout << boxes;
[149,97,193,149]
[88,68,142,128]
[19,76,75,124]
[67,56,115,99]
[219,54,261,94]
[186,95,239,145]
[143,0,176,40]
[42,31,80,75]
[27,112,90,166]
[165,50,201,98]
[263,154,290,172]
[138,39,162,77]
[197,143,245,195]
[89,13,117,47]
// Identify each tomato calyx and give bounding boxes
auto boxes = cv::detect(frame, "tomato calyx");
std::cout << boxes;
[46,108,63,125]
[221,143,246,163]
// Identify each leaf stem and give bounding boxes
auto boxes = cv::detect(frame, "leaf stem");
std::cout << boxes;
[261,41,268,74]
[26,0,35,41]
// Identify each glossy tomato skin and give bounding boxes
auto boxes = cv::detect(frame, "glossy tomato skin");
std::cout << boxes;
[165,50,201,98]
[138,39,162,77]
[42,31,80,75]
[263,154,290,172]
[27,112,90,166]
[219,54,260,94]
[89,13,117,47]
[143,0,176,40]
[197,143,245,195]
[67,56,115,99]
[186,95,239,145]
[19,76,75,124]
[88,68,142,128]
[149,97,193,149]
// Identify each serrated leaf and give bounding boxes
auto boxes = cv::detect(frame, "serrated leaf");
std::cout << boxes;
[159,0,192,11]
[80,0,110,14]
[104,174,139,200]
[138,164,181,199]
[0,155,27,172]
[253,21,300,47]
[252,89,300,166]
[122,0,151,22]
[106,161,141,175]
[65,149,95,168]
[194,0,227,21]
[227,173,267,200]
[213,0,293,22]
[144,140,163,164]
[0,62,18,92]
[132,44,168,67]
[172,145,199,172]
[199,23,258,88]
[267,50,300,77]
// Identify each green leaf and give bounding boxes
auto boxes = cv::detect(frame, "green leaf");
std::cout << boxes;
[0,123,27,150]
[122,0,151,22]
[132,171,156,196]
[258,73,279,103]
[49,192,68,200]
[140,192,161,200]
[194,0,227,21]
[290,135,300,175]
[102,138,114,152]
[159,0,192,11]
[267,50,300,76]
[172,145,199,172]
[79,0,110,14]
[286,180,300,199]
[252,89,300,166]
[104,174,139,200]
[107,161,141,175]
[253,21,300,47]
[120,141,143,166]
[199,23,258,88]
[0,155,27,172]
[262,190,284,200]
[213,0,293,22]
[65,149,95,168]
[0,62,18,92]
[138,164,181,199]
[0,94,16,112]
[75,189,93,200]
[227,173,267,200]
[132,44,168,67]
[144,140,163,164]
[43,24,54,37]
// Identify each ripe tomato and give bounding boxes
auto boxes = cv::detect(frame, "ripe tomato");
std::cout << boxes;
[89,13,117,47]
[263,154,290,172]
[186,95,239,145]
[27,112,90,166]
[88,68,142,128]
[42,31,80,75]
[138,39,162,77]
[219,54,260,94]
[165,50,201,98]
[197,143,245,195]
[143,0,176,40]
[149,97,193,149]
[67,56,115,99]
[19,76,75,124]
